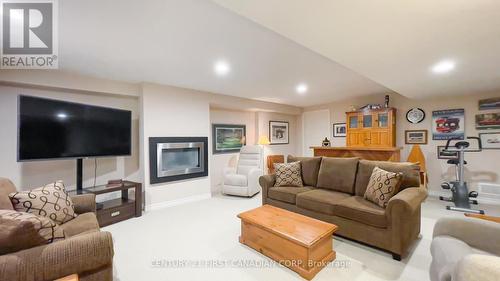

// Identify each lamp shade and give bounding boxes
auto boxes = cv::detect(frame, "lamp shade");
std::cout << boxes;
[258,135,271,145]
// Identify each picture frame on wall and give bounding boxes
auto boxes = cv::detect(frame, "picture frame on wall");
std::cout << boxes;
[405,130,428,145]
[479,132,500,150]
[479,97,500,110]
[437,146,459,159]
[431,109,465,140]
[212,124,246,154]
[333,123,347,137]
[269,121,289,145]
[475,113,500,130]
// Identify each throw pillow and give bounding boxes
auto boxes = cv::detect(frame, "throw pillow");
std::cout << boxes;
[274,161,303,187]
[9,181,77,224]
[0,210,65,248]
[364,167,403,208]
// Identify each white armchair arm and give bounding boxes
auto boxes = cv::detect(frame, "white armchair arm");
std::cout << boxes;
[454,255,500,281]
[247,168,263,196]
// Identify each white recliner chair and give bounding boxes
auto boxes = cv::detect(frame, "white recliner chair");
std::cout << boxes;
[222,145,263,197]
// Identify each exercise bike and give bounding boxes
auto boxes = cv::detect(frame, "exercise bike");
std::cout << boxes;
[439,137,485,214]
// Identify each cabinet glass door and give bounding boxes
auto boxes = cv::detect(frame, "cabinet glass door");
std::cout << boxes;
[378,113,388,128]
[349,116,358,129]
[363,114,372,128]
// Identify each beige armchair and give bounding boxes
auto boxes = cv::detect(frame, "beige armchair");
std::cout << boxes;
[0,178,114,281]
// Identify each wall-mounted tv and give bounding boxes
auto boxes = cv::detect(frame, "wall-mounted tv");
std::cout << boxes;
[18,95,132,161]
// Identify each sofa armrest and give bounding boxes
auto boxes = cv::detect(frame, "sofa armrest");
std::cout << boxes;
[0,231,114,281]
[454,254,500,281]
[259,174,276,205]
[71,193,96,214]
[433,217,500,255]
[387,185,427,217]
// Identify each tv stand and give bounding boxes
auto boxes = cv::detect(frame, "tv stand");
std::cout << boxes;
[76,158,83,192]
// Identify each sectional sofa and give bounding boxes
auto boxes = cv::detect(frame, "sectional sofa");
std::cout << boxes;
[259,156,428,260]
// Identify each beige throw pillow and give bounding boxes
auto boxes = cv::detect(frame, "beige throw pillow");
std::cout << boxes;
[0,210,65,246]
[274,161,303,187]
[9,181,77,224]
[364,167,403,208]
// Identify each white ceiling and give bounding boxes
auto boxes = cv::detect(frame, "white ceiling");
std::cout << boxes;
[213,0,500,99]
[58,0,390,107]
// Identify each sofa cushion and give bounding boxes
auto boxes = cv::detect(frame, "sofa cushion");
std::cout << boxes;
[364,167,403,208]
[334,196,387,228]
[0,178,16,210]
[296,189,351,215]
[0,218,46,254]
[274,162,303,187]
[268,186,314,204]
[287,156,322,186]
[317,157,359,194]
[9,181,77,224]
[0,210,65,245]
[355,160,421,196]
[224,174,248,186]
[59,212,100,237]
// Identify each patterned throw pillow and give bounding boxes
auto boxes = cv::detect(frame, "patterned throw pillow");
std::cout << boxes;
[9,181,77,224]
[0,210,65,244]
[364,167,403,208]
[274,161,303,187]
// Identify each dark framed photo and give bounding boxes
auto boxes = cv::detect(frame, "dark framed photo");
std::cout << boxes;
[212,124,246,154]
[479,132,500,149]
[475,113,500,130]
[437,146,458,159]
[479,97,500,110]
[333,123,347,137]
[269,121,289,145]
[431,109,465,140]
[405,130,428,145]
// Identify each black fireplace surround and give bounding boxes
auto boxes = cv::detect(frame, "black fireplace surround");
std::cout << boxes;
[149,137,208,184]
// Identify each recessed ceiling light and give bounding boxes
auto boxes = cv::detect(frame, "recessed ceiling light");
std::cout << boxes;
[214,60,230,76]
[296,83,308,94]
[431,60,455,74]
[56,113,67,119]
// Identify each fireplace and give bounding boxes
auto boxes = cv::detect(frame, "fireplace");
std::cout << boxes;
[149,137,208,184]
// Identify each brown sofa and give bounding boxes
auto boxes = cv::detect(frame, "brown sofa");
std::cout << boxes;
[0,178,114,281]
[259,156,428,260]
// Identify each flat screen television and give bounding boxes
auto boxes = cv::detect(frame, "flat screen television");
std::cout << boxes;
[18,95,132,161]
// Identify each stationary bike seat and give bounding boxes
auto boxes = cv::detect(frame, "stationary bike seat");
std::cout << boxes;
[447,159,467,165]
[455,141,470,149]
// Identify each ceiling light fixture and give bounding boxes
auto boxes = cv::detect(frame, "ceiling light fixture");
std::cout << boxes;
[296,83,308,95]
[431,60,456,74]
[214,60,231,76]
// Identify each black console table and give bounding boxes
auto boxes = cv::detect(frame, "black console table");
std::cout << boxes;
[70,181,142,227]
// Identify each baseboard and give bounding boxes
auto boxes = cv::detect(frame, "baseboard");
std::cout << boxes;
[146,193,212,212]
[428,190,500,206]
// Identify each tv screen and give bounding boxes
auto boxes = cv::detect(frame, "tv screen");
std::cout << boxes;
[18,95,132,161]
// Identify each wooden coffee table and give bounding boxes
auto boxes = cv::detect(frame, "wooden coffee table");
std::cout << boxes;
[238,205,337,280]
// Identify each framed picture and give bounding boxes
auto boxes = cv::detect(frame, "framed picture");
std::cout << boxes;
[333,123,347,137]
[479,97,500,110]
[437,146,458,159]
[212,124,246,154]
[405,130,428,144]
[269,121,289,145]
[431,109,465,140]
[479,132,500,149]
[475,113,500,130]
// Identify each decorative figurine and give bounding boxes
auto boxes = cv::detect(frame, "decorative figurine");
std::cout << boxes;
[385,95,390,108]
[322,137,331,147]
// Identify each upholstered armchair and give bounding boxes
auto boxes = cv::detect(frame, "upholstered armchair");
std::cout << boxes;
[222,145,263,197]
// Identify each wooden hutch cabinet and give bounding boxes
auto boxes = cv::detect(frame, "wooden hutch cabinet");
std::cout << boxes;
[346,108,396,147]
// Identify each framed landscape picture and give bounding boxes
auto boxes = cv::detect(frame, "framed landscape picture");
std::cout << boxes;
[405,130,428,144]
[437,146,458,159]
[479,133,500,149]
[479,97,500,110]
[431,109,465,140]
[212,124,246,154]
[475,113,500,130]
[333,123,347,137]
[269,121,289,145]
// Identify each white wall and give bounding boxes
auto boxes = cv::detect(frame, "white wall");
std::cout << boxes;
[302,109,331,156]
[304,92,500,196]
[0,85,141,191]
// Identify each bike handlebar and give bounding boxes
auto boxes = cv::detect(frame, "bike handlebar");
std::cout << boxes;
[444,136,482,152]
